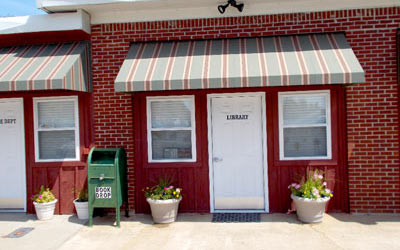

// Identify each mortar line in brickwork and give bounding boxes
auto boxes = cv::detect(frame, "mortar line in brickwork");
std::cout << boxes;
[99,7,400,33]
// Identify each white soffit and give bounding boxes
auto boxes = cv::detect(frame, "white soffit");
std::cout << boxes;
[0,10,91,35]
[36,0,400,24]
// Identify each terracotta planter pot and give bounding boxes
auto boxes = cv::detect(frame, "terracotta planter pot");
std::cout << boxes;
[33,199,57,221]
[146,197,182,224]
[291,194,330,223]
[73,199,89,220]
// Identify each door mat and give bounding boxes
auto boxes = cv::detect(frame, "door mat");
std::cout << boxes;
[212,213,261,223]
[2,227,34,238]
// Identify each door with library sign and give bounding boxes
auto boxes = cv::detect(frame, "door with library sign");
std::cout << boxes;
[208,93,268,212]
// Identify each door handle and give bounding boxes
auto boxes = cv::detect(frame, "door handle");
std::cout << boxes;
[213,157,223,163]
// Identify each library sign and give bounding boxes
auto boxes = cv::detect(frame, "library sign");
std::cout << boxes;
[226,114,249,120]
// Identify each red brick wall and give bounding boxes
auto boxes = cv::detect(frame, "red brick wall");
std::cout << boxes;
[91,7,400,213]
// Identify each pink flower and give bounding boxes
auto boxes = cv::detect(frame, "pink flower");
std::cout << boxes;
[164,187,168,190]
[318,175,323,179]
[169,186,174,189]
[323,182,327,186]
[326,188,331,194]
[39,195,43,199]
[288,183,301,189]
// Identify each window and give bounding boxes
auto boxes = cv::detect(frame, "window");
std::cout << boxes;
[278,91,331,160]
[147,96,196,162]
[34,97,80,162]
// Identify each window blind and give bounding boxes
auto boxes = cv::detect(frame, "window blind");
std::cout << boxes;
[282,95,326,125]
[38,101,75,128]
[151,100,192,128]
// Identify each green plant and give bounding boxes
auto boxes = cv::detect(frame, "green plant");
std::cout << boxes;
[72,187,88,202]
[143,176,182,200]
[289,169,333,199]
[32,185,56,203]
[77,188,88,202]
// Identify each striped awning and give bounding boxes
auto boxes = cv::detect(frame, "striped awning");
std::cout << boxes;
[0,42,91,92]
[115,33,365,92]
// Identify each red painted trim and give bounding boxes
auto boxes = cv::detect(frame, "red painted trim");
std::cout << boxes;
[133,94,144,212]
[0,90,93,214]
[397,29,400,188]
[0,30,90,48]
[133,84,348,213]
[337,85,350,213]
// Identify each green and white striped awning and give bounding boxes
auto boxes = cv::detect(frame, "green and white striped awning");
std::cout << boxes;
[0,42,91,92]
[115,33,365,92]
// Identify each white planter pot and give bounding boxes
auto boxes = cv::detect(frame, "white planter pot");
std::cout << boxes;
[291,194,330,223]
[73,199,89,220]
[146,197,182,224]
[33,199,57,221]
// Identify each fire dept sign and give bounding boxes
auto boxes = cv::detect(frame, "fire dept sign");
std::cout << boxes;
[0,118,16,125]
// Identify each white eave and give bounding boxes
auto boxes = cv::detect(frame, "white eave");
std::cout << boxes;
[0,10,91,35]
[36,0,400,24]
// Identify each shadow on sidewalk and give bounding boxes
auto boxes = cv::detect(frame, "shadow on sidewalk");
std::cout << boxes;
[327,213,400,225]
[0,213,35,222]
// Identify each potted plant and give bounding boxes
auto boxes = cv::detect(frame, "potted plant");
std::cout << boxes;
[289,169,333,223]
[32,185,57,221]
[73,188,89,220]
[144,177,182,224]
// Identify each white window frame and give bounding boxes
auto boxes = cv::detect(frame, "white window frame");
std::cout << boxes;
[146,95,196,163]
[278,90,332,161]
[33,96,80,162]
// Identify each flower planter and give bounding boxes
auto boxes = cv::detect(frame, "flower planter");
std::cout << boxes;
[73,199,89,220]
[33,199,58,221]
[291,194,330,223]
[146,197,182,224]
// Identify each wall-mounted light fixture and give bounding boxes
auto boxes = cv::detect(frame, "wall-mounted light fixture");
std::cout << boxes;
[218,0,244,14]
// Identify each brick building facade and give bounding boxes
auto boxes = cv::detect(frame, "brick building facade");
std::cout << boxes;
[91,7,400,213]
[0,4,399,214]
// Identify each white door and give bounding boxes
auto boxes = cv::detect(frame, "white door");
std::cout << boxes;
[0,98,26,212]
[209,93,267,211]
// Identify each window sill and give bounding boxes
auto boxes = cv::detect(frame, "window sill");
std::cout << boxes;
[274,159,338,167]
[145,162,202,169]
[33,161,86,168]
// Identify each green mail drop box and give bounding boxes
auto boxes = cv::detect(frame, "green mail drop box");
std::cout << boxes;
[87,147,128,227]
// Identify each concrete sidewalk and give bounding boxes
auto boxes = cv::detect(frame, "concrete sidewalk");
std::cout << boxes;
[0,213,86,250]
[1,213,400,250]
[59,213,400,250]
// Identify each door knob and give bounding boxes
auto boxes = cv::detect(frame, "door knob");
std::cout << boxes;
[213,157,223,162]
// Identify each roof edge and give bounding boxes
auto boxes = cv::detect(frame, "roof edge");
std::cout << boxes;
[0,10,91,35]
